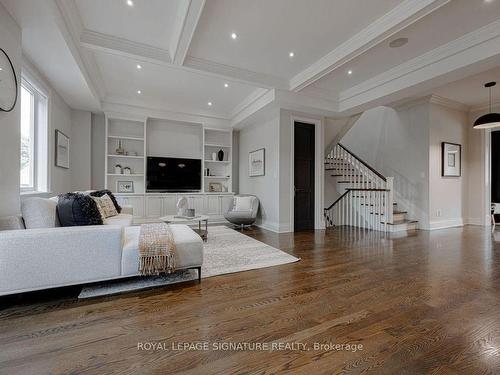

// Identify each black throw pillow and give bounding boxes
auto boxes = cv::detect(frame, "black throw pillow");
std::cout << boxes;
[57,193,103,226]
[90,189,122,213]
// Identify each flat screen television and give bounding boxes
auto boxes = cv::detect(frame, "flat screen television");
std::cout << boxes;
[146,156,201,192]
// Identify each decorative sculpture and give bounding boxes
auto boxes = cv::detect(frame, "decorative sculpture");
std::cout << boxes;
[177,196,188,216]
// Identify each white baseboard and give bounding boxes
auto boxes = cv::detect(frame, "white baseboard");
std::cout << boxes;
[255,221,293,233]
[426,218,464,230]
[464,217,487,226]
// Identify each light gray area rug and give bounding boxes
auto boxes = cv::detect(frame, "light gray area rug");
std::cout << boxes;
[79,226,299,299]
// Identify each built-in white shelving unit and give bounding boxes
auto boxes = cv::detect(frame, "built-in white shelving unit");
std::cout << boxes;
[203,128,232,193]
[105,115,147,195]
[104,116,234,223]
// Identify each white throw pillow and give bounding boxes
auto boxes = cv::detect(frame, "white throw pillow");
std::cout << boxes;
[21,197,61,229]
[234,196,254,212]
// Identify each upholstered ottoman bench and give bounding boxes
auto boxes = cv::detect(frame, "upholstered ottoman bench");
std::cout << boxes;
[121,224,204,281]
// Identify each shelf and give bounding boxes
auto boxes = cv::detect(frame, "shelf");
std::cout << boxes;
[204,143,231,148]
[204,160,230,163]
[108,135,144,141]
[108,154,144,159]
[107,174,144,177]
[205,176,230,179]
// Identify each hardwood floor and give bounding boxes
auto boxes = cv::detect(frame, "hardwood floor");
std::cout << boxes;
[1,225,500,374]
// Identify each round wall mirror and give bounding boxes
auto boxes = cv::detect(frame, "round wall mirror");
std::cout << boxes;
[0,48,18,112]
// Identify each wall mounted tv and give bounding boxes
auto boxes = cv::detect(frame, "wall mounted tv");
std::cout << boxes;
[146,157,201,192]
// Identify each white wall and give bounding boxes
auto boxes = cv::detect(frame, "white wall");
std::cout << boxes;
[428,103,468,229]
[340,101,470,230]
[147,119,202,159]
[341,105,431,228]
[0,3,21,216]
[47,89,73,195]
[71,110,91,190]
[91,113,105,190]
[238,111,280,231]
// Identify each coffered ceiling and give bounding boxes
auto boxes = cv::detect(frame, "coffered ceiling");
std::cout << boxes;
[2,0,500,124]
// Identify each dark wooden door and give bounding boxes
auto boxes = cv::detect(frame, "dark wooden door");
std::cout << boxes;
[294,122,315,231]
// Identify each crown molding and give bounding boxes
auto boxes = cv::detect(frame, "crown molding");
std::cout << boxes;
[170,0,205,65]
[80,29,172,63]
[289,0,450,91]
[102,100,230,127]
[230,88,270,119]
[104,94,230,120]
[231,89,277,127]
[184,56,288,89]
[429,95,469,111]
[338,19,500,112]
[469,101,500,113]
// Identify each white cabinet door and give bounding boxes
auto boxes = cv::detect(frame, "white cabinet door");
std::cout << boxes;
[162,196,178,216]
[188,196,205,215]
[126,196,144,218]
[146,196,162,218]
[221,195,234,216]
[206,196,221,216]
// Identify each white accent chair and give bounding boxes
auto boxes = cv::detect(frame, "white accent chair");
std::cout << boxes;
[224,194,260,229]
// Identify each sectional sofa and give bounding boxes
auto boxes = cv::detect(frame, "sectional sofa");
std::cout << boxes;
[0,196,204,296]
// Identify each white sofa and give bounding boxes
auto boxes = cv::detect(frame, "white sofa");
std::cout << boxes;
[0,197,203,296]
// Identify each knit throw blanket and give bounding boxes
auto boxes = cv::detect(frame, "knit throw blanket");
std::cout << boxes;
[138,223,176,276]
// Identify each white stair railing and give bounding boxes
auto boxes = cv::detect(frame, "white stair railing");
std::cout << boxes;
[324,144,394,231]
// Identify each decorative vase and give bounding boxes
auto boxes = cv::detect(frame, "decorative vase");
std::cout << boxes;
[123,167,131,175]
[114,164,122,174]
[212,152,217,161]
[217,149,224,161]
[115,140,125,155]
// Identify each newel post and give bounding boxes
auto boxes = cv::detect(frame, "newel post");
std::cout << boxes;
[386,177,394,224]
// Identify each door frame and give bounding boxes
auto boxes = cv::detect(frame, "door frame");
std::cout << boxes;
[289,116,325,232]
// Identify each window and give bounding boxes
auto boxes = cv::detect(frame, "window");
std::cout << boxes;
[19,76,48,193]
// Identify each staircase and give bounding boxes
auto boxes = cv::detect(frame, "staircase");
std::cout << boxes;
[324,143,417,232]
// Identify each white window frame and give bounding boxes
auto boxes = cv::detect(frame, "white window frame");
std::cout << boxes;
[20,71,49,194]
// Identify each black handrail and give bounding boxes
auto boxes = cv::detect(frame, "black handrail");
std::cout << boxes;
[337,143,387,182]
[324,188,390,211]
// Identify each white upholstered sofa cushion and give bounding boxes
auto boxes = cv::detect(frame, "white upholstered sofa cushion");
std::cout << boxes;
[103,213,133,227]
[121,224,203,276]
[0,225,123,295]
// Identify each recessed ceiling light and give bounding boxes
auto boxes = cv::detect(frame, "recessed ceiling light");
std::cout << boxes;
[289,51,295,58]
[126,0,133,6]
[224,83,229,88]
[389,37,409,48]
[137,90,142,94]
[136,64,142,70]
[231,32,237,40]
[0,67,3,71]
[208,101,213,106]
[347,70,353,75]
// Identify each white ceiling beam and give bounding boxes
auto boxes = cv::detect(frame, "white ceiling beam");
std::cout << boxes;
[170,0,206,65]
[52,0,105,103]
[337,19,500,114]
[79,31,281,88]
[184,56,288,89]
[289,0,450,92]
[80,29,172,64]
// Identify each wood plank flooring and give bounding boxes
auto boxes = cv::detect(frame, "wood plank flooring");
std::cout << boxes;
[1,225,500,374]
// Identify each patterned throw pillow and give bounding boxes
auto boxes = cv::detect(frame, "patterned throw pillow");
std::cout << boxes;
[90,190,122,213]
[92,195,118,218]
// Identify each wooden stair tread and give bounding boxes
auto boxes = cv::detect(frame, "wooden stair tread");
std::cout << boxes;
[388,220,418,225]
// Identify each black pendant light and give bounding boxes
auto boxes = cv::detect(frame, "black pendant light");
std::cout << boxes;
[473,81,500,129]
